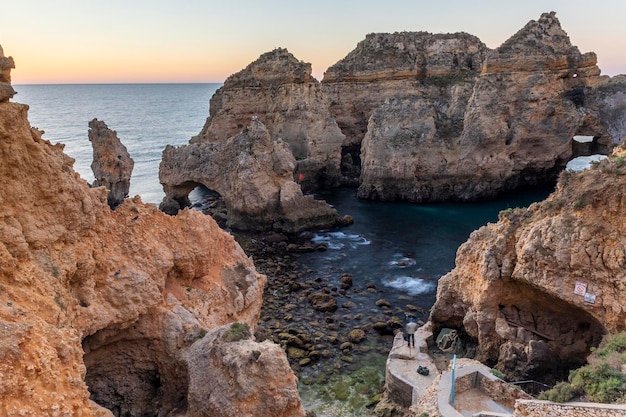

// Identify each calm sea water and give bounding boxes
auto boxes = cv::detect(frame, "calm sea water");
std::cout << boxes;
[14,83,221,203]
[12,84,553,416]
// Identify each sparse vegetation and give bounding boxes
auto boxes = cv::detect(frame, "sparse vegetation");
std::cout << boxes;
[490,368,505,379]
[538,332,626,404]
[222,322,251,342]
[538,381,576,403]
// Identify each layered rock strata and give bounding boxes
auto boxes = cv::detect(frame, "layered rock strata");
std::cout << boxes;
[429,147,626,381]
[193,48,345,192]
[88,118,134,209]
[350,12,613,202]
[0,48,304,416]
[160,117,340,232]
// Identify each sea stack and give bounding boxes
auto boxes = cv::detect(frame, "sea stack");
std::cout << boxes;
[0,44,16,102]
[89,118,134,209]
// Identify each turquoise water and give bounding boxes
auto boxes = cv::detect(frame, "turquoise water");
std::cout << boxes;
[300,186,552,314]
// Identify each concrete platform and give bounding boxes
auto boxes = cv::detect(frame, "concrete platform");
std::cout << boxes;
[385,329,438,407]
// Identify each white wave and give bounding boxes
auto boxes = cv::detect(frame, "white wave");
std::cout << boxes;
[383,276,435,295]
[311,231,370,249]
[388,255,416,268]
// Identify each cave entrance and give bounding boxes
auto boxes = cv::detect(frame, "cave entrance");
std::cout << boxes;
[188,184,228,228]
[83,324,189,417]
[495,280,605,384]
[340,143,361,184]
[433,279,606,386]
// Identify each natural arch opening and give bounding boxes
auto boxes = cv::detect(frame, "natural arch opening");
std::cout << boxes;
[189,184,228,227]
[83,324,189,417]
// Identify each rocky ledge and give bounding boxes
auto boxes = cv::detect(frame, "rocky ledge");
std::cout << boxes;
[429,144,626,383]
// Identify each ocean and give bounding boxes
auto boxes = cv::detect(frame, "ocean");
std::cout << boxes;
[12,83,552,416]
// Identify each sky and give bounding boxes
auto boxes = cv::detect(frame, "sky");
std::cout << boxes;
[3,0,626,84]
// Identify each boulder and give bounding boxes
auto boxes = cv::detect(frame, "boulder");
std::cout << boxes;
[308,292,338,312]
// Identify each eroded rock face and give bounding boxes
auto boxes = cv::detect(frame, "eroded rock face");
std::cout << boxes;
[89,118,134,209]
[429,148,626,381]
[194,48,345,192]
[0,45,16,102]
[352,12,614,202]
[160,117,340,232]
[0,95,302,415]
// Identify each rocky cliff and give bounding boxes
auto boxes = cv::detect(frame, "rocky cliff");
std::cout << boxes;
[160,12,625,227]
[0,48,305,417]
[160,117,341,232]
[193,48,345,192]
[346,12,614,202]
[429,146,626,381]
[88,119,134,209]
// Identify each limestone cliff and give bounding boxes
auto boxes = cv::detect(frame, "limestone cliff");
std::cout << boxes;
[160,117,340,232]
[193,48,345,192]
[351,12,614,202]
[0,49,304,416]
[429,147,626,381]
[89,118,134,209]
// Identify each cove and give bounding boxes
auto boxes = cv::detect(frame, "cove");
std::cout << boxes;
[254,185,555,416]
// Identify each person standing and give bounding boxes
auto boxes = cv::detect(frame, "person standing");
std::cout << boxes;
[406,317,418,347]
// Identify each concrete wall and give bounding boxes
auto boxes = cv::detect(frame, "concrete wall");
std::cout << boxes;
[385,359,413,407]
[515,399,626,416]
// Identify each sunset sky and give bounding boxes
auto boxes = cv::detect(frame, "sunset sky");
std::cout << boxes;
[3,0,626,84]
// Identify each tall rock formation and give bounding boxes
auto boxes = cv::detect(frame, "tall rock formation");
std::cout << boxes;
[160,117,340,232]
[194,48,345,192]
[0,45,16,102]
[322,31,489,185]
[1,46,305,417]
[429,148,626,381]
[89,118,134,209]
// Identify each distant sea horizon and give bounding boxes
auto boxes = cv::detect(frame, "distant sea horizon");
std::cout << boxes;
[14,83,222,204]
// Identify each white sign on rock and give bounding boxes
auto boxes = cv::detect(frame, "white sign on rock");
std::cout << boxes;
[574,281,587,296]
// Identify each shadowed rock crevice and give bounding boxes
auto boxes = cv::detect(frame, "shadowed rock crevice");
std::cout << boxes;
[83,322,190,417]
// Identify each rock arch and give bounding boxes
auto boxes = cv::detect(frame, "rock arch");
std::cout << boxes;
[159,119,339,232]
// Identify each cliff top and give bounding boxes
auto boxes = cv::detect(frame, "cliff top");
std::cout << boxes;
[497,11,580,56]
[222,47,315,88]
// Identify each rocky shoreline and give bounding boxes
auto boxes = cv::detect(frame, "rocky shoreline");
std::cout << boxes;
[192,188,432,412]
